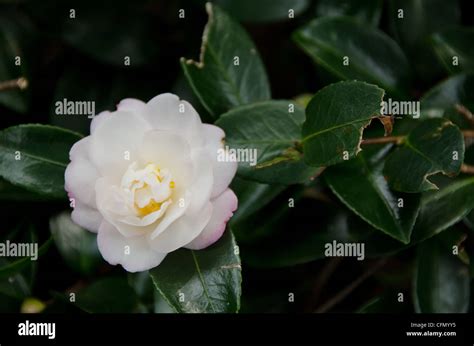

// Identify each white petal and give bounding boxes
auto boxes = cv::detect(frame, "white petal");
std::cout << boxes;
[202,124,238,198]
[95,177,156,236]
[98,221,166,272]
[186,148,214,216]
[148,202,213,253]
[71,201,103,233]
[139,130,193,187]
[149,190,191,238]
[117,98,146,114]
[65,154,100,208]
[90,111,110,134]
[89,111,151,176]
[143,93,204,147]
[185,189,238,250]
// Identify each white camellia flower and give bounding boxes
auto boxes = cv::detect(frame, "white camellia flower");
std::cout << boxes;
[65,94,238,272]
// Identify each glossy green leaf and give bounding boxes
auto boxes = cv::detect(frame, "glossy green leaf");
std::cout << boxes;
[74,277,141,313]
[388,0,460,81]
[242,201,408,268]
[326,150,420,244]
[149,230,241,313]
[229,177,285,224]
[293,17,410,97]
[0,10,31,113]
[432,27,474,74]
[301,81,384,166]
[315,0,383,27]
[421,73,474,119]
[216,100,319,184]
[384,118,464,193]
[181,3,270,118]
[0,178,45,200]
[412,177,474,242]
[0,124,82,198]
[50,211,102,276]
[215,0,309,23]
[414,234,470,313]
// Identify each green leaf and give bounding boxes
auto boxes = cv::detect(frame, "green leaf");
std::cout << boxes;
[301,81,384,167]
[421,73,474,119]
[414,234,470,313]
[242,199,408,268]
[0,177,45,201]
[50,211,102,276]
[315,0,383,27]
[216,100,319,184]
[149,230,241,313]
[229,177,285,224]
[412,177,474,242]
[74,277,141,313]
[293,17,410,98]
[383,118,464,193]
[326,150,420,244]
[0,10,32,113]
[215,0,310,23]
[0,124,82,198]
[388,0,460,81]
[181,3,270,118]
[431,27,474,74]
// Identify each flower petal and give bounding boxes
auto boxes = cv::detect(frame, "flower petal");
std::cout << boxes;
[89,111,151,176]
[65,146,100,208]
[98,221,167,272]
[185,189,238,250]
[71,201,103,233]
[148,202,213,253]
[203,124,238,198]
[90,111,110,133]
[143,93,204,147]
[117,98,146,114]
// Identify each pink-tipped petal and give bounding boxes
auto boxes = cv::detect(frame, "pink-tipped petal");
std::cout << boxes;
[185,188,238,250]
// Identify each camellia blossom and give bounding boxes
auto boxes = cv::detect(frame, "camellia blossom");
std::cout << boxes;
[65,94,238,272]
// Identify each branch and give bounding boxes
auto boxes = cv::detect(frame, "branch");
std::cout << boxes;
[361,136,403,145]
[462,130,474,138]
[0,77,28,92]
[461,164,474,175]
[455,104,474,127]
[314,259,387,313]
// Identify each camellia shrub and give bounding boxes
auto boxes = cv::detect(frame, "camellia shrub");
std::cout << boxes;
[0,0,473,314]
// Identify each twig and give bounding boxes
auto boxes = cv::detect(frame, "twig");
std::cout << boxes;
[461,164,474,175]
[455,104,474,127]
[314,259,387,313]
[305,258,343,312]
[462,130,474,138]
[0,77,28,92]
[361,136,403,145]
